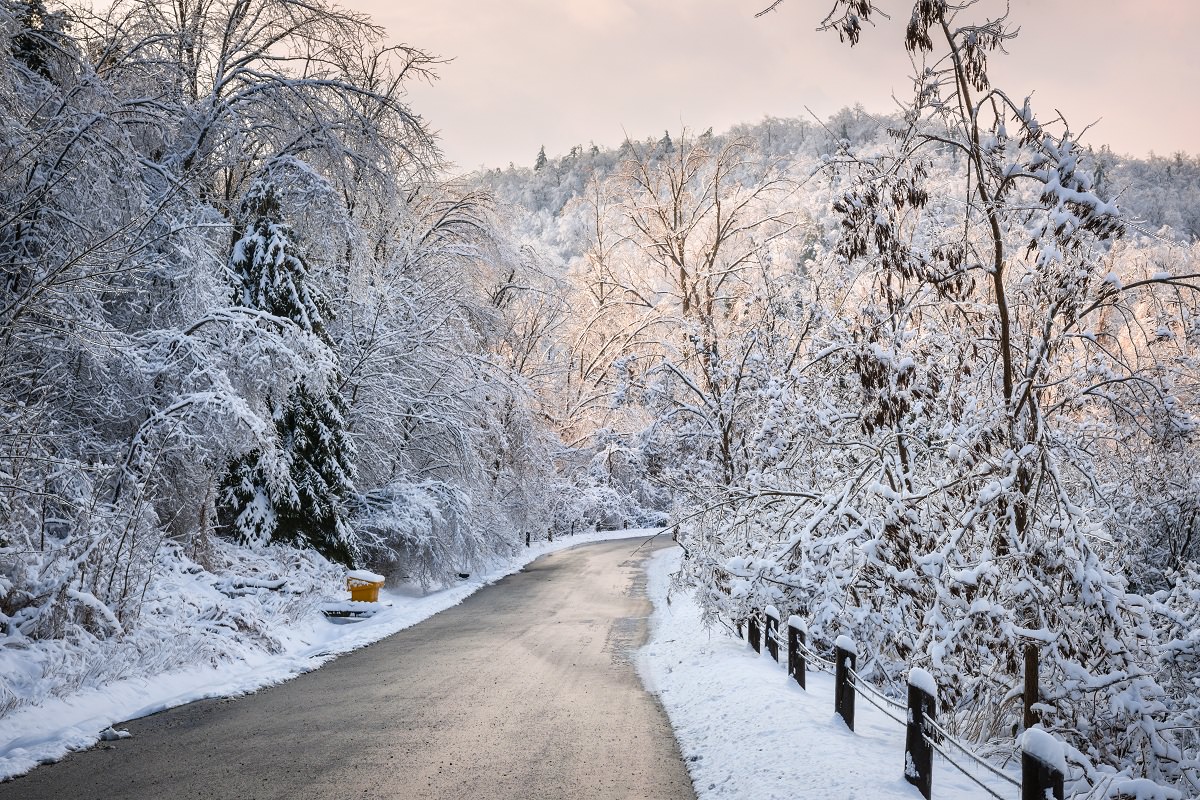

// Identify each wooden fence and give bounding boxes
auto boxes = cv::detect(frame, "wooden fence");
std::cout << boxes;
[735,607,1065,800]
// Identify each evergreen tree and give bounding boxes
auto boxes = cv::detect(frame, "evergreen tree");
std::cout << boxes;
[8,0,63,80]
[534,145,547,171]
[658,130,674,154]
[220,181,357,566]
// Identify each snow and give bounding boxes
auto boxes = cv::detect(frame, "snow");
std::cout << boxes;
[638,548,1010,800]
[1021,727,1066,774]
[835,634,858,655]
[1102,778,1183,800]
[345,569,385,583]
[0,528,663,781]
[907,667,936,697]
[98,727,131,742]
[319,600,382,616]
[787,615,807,633]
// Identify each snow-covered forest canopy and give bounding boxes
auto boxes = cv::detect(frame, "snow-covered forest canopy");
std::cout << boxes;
[2,0,1199,796]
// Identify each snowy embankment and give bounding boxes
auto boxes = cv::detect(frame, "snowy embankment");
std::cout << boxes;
[0,528,659,781]
[638,547,1010,800]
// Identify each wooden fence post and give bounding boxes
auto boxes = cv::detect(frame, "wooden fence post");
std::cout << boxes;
[787,616,806,689]
[834,635,857,731]
[525,531,530,547]
[904,668,936,800]
[1021,729,1065,800]
[736,619,744,640]
[748,612,761,654]
[1024,643,1040,730]
[764,606,780,662]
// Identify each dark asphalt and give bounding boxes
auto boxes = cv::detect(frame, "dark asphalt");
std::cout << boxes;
[0,536,696,800]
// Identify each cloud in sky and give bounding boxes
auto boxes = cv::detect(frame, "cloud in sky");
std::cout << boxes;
[359,0,1199,171]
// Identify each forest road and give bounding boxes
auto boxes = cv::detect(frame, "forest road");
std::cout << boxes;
[1,535,696,800]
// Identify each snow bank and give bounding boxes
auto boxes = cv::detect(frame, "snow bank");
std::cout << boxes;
[638,547,1010,799]
[0,528,663,781]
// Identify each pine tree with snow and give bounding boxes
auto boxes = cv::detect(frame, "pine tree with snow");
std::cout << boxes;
[534,145,547,171]
[220,181,357,566]
[9,0,63,80]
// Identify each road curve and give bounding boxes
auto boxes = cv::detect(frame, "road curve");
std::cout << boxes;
[1,536,696,800]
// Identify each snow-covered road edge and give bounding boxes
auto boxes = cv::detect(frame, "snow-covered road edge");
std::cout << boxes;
[636,547,1001,800]
[0,528,661,781]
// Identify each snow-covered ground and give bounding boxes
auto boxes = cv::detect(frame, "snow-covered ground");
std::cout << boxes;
[638,547,1017,800]
[0,528,659,781]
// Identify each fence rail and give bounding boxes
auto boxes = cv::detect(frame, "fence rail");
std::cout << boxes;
[734,609,1065,800]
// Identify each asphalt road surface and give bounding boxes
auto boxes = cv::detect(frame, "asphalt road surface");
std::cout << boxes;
[1,536,696,800]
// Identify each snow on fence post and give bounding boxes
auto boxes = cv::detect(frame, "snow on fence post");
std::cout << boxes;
[748,612,762,654]
[904,668,937,800]
[834,635,857,731]
[1020,728,1065,800]
[764,606,780,662]
[787,616,806,689]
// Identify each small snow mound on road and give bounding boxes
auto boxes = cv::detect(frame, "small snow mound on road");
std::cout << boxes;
[99,727,131,741]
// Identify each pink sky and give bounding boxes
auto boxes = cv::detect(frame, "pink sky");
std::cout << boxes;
[354,0,1199,171]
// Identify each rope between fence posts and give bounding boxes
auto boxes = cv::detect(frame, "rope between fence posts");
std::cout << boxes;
[921,731,1012,800]
[848,673,908,726]
[922,717,1021,788]
[733,621,1020,800]
[793,640,836,671]
[846,666,907,713]
[797,649,834,673]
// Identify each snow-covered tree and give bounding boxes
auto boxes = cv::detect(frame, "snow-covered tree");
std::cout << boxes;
[668,3,1200,794]
[8,0,64,79]
[221,180,356,565]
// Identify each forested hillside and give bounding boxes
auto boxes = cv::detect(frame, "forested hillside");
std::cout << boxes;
[2,0,1199,796]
